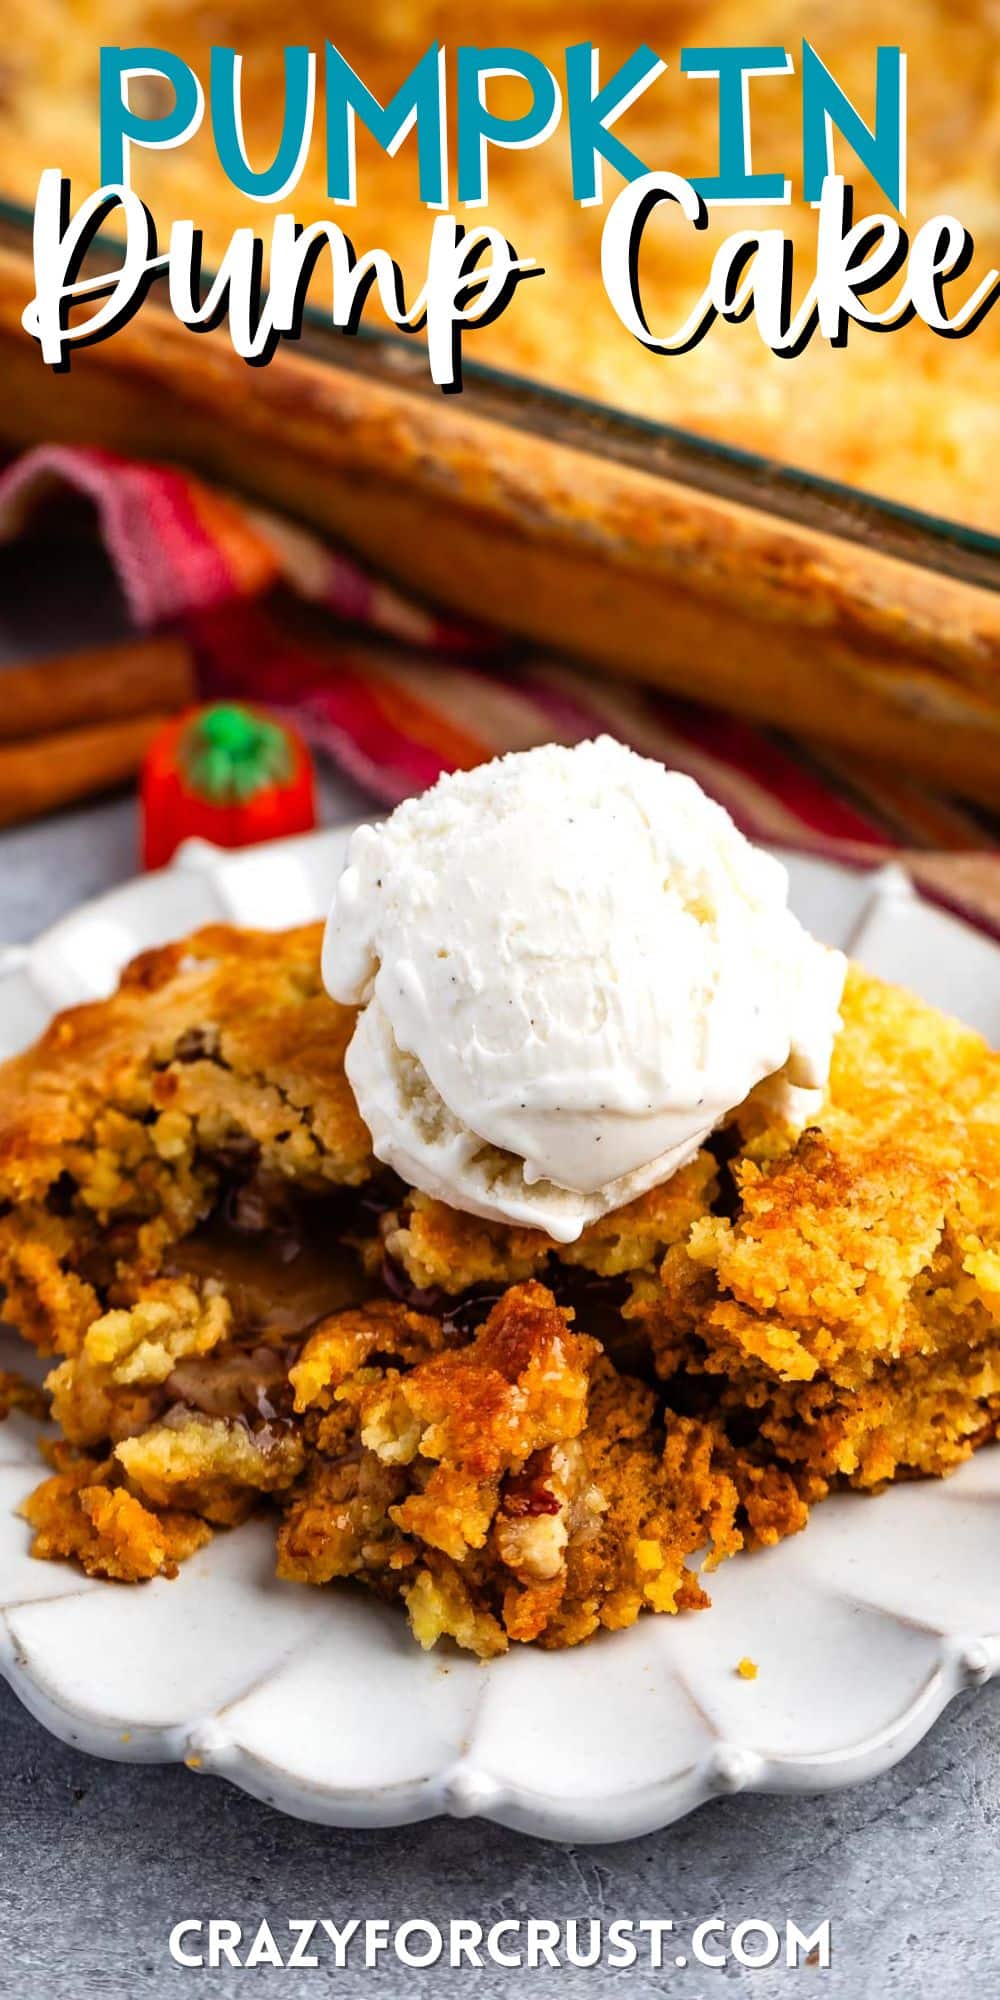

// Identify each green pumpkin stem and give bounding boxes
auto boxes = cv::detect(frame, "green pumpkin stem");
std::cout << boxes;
[182,704,293,804]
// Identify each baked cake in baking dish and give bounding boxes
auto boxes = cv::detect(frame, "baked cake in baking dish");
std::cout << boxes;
[0,0,996,527]
[0,923,996,1656]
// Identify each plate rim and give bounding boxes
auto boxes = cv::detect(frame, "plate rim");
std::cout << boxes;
[0,826,997,1843]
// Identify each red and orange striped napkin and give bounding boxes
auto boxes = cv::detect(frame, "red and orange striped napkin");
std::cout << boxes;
[1,443,996,935]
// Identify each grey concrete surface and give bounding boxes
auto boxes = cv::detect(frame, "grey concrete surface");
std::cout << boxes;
[2,1672,999,1999]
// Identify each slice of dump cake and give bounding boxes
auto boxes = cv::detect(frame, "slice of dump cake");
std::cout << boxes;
[1,921,996,1653]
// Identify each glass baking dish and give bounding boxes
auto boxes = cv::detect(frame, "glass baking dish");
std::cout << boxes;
[0,193,996,805]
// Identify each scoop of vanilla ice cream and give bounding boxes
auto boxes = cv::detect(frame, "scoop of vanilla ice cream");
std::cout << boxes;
[323,738,846,1240]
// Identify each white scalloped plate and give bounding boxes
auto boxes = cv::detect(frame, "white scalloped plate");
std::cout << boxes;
[0,829,997,1843]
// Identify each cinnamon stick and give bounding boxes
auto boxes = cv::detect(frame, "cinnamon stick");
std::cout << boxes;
[0,713,167,829]
[0,633,195,742]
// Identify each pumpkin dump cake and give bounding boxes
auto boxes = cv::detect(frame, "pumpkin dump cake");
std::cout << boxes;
[1,0,997,527]
[0,758,997,1658]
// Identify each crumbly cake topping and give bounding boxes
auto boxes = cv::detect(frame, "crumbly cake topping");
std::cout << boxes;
[0,923,996,1656]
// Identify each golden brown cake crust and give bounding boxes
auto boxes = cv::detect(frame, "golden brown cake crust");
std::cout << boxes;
[0,923,373,1208]
[2,1,996,526]
[0,923,373,1354]
[1,925,997,1655]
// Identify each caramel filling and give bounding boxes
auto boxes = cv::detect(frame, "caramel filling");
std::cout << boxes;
[159,1189,379,1425]
[164,1221,372,1340]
